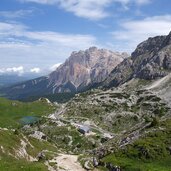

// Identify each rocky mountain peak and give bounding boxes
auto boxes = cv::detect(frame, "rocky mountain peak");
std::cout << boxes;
[131,36,166,59]
[88,46,98,52]
[169,31,171,35]
[102,31,171,88]
[132,31,171,60]
[162,31,171,47]
[49,47,128,92]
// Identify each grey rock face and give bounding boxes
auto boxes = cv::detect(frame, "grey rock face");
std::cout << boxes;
[48,47,127,93]
[102,31,171,88]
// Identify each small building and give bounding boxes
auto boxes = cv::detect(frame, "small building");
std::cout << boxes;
[78,125,90,134]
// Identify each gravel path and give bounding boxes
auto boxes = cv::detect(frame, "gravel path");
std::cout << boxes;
[49,154,85,171]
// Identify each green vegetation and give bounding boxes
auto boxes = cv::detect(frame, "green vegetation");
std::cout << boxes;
[65,88,169,133]
[0,82,170,171]
[0,129,58,171]
[0,156,48,171]
[0,97,55,128]
[40,125,98,154]
[24,92,75,103]
[102,155,171,171]
[101,118,171,171]
[0,130,21,153]
[26,137,58,159]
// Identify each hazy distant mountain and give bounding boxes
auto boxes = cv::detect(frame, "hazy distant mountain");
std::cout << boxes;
[0,74,41,88]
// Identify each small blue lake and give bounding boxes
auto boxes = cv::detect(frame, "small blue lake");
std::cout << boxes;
[19,116,39,125]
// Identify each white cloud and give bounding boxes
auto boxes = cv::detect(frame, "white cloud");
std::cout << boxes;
[50,63,62,71]
[0,66,43,76]
[0,66,24,75]
[116,0,151,5]
[0,21,97,70]
[20,0,111,20]
[0,22,96,46]
[111,15,171,52]
[30,67,41,73]
[19,0,152,20]
[19,0,56,4]
[135,0,151,5]
[0,9,34,18]
[25,31,96,47]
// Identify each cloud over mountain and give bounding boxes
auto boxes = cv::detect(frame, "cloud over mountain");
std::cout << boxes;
[111,15,171,52]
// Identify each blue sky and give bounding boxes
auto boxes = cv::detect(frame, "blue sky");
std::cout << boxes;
[0,0,171,75]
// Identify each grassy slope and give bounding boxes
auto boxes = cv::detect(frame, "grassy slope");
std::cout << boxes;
[25,92,75,103]
[102,155,171,171]
[0,98,57,171]
[101,119,171,171]
[0,129,58,171]
[0,97,55,128]
[0,155,48,171]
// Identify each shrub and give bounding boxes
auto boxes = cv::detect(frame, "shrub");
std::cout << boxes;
[150,117,159,127]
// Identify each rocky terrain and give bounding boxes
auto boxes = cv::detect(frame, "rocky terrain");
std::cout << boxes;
[101,31,171,88]
[0,47,128,100]
[53,76,171,171]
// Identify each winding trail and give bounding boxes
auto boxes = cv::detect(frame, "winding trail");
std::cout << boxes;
[146,74,170,90]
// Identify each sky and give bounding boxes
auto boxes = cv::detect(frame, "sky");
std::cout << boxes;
[0,0,171,75]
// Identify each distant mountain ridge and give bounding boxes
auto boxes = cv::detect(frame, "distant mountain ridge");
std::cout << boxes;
[0,47,128,99]
[0,74,40,88]
[2,31,171,100]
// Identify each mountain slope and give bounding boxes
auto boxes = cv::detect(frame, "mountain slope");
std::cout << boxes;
[145,73,171,108]
[102,31,171,88]
[52,77,171,171]
[1,77,171,171]
[0,47,127,100]
[0,76,50,99]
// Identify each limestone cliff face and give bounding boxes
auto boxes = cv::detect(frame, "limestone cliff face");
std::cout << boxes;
[102,31,171,88]
[48,47,127,93]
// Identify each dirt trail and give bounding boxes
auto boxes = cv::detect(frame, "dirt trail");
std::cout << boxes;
[49,154,85,171]
[146,74,170,90]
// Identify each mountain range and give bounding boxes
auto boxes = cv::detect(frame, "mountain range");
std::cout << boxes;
[1,31,171,101]
[0,73,42,88]
[0,47,128,100]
